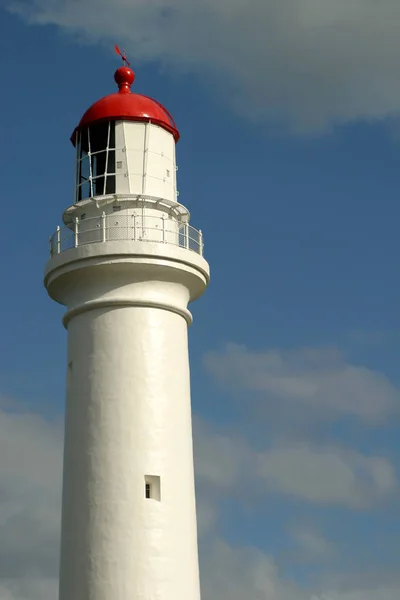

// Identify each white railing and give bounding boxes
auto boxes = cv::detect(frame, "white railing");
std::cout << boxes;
[49,213,204,258]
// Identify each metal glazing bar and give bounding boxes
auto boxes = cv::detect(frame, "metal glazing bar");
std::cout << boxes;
[74,131,79,204]
[104,122,111,196]
[87,127,93,197]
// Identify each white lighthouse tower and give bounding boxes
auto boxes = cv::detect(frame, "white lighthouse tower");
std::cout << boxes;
[44,52,209,600]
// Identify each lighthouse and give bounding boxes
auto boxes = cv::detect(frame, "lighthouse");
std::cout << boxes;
[44,51,209,600]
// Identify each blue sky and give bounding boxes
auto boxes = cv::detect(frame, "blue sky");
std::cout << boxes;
[1,3,400,599]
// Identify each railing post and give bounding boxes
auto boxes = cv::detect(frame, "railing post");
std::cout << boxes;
[74,217,79,248]
[185,222,189,250]
[56,226,61,255]
[199,229,203,257]
[162,214,166,243]
[133,214,136,241]
[101,212,106,242]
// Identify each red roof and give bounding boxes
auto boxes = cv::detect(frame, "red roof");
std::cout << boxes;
[71,66,180,145]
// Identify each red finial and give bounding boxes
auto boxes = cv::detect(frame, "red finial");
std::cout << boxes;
[114,66,135,93]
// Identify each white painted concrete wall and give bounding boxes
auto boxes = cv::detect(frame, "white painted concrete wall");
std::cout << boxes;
[60,306,200,600]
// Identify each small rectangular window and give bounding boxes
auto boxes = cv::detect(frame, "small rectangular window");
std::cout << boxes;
[145,475,161,501]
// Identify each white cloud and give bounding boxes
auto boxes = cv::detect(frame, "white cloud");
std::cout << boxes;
[196,494,219,538]
[0,579,58,600]
[204,344,400,423]
[7,0,400,132]
[289,525,333,559]
[0,403,62,600]
[257,442,397,508]
[314,587,400,600]
[194,415,397,509]
[201,538,303,600]
[193,417,252,491]
[202,541,400,600]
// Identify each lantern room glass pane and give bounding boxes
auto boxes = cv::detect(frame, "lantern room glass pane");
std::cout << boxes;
[109,123,116,148]
[79,127,89,154]
[80,155,90,181]
[90,122,109,154]
[78,181,90,202]
[75,122,116,202]
[92,152,107,177]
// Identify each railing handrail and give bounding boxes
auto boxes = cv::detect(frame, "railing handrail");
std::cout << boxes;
[49,212,204,259]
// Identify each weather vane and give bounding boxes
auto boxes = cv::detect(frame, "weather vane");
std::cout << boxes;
[115,44,131,67]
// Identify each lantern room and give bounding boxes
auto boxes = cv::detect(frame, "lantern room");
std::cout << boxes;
[71,65,180,205]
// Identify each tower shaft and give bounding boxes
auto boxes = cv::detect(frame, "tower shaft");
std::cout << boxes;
[61,303,200,600]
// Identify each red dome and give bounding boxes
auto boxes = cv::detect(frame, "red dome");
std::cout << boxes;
[71,66,180,145]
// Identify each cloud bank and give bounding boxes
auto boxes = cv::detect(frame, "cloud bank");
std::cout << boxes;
[195,418,397,509]
[204,344,400,423]
[0,405,62,600]
[7,0,400,133]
